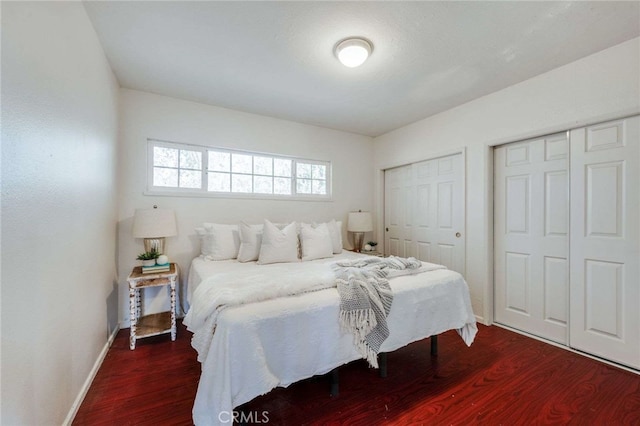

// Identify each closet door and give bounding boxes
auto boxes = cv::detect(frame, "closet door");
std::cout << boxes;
[385,165,414,257]
[384,154,465,274]
[413,155,465,272]
[569,116,640,368]
[494,134,569,344]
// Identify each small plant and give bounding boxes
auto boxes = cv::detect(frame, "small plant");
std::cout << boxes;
[137,250,160,261]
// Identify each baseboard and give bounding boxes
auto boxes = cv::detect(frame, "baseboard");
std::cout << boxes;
[62,325,120,425]
[474,314,490,326]
[492,323,640,375]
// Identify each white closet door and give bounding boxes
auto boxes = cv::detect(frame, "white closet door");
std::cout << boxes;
[384,154,465,274]
[384,165,414,257]
[494,134,569,344]
[413,155,465,273]
[569,116,640,368]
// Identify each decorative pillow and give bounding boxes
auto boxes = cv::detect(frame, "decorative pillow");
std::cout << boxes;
[198,223,240,260]
[258,220,299,265]
[237,222,263,262]
[317,219,343,254]
[195,227,214,257]
[300,223,334,261]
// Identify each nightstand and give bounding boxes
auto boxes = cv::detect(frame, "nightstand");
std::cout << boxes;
[349,249,384,257]
[363,251,384,257]
[127,263,179,350]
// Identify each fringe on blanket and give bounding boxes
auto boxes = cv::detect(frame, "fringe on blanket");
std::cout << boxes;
[339,308,378,335]
[334,256,421,369]
[339,308,380,367]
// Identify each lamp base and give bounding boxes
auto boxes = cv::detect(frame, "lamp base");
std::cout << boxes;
[143,237,166,254]
[353,232,365,253]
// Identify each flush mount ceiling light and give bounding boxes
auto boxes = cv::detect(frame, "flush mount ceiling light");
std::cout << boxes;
[335,38,373,68]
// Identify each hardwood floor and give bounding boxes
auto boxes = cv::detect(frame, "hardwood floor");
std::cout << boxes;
[73,322,640,425]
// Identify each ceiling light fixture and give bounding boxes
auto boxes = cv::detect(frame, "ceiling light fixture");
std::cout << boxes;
[335,38,373,68]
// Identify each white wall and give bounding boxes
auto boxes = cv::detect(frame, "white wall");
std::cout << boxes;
[117,89,373,325]
[373,38,640,324]
[1,2,119,424]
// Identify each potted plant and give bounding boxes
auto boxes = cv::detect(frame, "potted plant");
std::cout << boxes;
[137,249,160,267]
[364,241,378,252]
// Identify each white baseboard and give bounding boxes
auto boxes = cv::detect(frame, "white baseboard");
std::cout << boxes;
[474,314,490,326]
[493,323,640,375]
[63,325,120,426]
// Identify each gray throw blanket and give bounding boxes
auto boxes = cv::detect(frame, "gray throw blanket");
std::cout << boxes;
[333,256,422,367]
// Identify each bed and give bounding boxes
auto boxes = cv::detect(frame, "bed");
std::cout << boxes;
[184,250,477,426]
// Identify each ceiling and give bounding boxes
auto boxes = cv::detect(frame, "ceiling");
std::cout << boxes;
[84,1,640,137]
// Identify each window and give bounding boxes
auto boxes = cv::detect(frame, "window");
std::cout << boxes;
[152,144,203,189]
[147,139,331,199]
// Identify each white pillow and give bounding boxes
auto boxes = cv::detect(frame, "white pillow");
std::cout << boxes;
[198,223,240,260]
[319,219,343,254]
[258,220,299,265]
[300,223,334,261]
[195,227,214,257]
[237,222,263,262]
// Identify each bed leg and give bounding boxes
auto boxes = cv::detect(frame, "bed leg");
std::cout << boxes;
[430,335,438,356]
[379,352,387,378]
[330,368,339,396]
[236,408,247,426]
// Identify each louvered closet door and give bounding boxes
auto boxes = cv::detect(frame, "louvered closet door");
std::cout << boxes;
[494,134,569,344]
[385,165,414,257]
[569,116,640,368]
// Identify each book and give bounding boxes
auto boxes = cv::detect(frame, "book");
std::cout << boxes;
[143,262,170,269]
[142,263,171,274]
[142,264,170,269]
[142,268,170,274]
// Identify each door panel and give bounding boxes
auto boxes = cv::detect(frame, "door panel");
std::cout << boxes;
[569,116,640,368]
[384,153,465,275]
[414,155,465,273]
[505,175,529,234]
[585,162,623,237]
[545,171,568,236]
[384,165,413,258]
[505,252,529,314]
[544,256,568,325]
[494,133,569,344]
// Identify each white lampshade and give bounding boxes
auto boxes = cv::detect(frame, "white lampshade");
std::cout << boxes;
[132,208,177,238]
[347,211,373,232]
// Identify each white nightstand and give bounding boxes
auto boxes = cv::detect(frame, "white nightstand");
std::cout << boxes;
[363,251,384,257]
[127,263,179,350]
[349,249,384,257]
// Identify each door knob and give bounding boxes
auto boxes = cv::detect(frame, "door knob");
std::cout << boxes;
[455,232,461,238]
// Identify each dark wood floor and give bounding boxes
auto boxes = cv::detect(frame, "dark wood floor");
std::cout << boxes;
[74,322,640,425]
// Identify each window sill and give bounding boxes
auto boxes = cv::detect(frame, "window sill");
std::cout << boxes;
[143,190,334,202]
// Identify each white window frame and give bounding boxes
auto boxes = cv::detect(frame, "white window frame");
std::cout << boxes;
[146,139,332,201]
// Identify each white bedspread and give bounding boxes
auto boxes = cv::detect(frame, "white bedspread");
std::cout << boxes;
[184,252,477,426]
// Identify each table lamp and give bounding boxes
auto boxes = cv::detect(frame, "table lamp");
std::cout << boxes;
[132,206,177,254]
[347,211,372,253]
